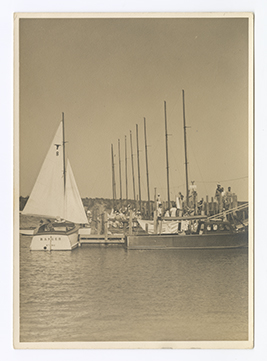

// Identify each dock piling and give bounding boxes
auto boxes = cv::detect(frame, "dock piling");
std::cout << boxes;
[104,211,108,242]
[210,197,214,215]
[129,210,133,235]
[206,195,210,216]
[153,209,157,234]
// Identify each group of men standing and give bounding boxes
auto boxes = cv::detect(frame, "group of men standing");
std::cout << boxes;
[155,182,235,221]
[215,184,233,209]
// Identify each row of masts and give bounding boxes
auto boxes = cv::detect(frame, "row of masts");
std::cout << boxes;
[111,121,150,212]
[111,90,189,215]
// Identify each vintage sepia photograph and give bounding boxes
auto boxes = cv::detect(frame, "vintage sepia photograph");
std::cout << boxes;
[14,13,253,349]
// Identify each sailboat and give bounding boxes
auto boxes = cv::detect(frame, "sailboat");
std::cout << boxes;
[126,91,248,249]
[22,113,88,251]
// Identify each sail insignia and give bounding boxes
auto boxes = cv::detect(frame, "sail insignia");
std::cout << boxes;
[54,144,61,156]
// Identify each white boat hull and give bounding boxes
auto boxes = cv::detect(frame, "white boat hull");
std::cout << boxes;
[30,227,79,251]
[20,228,37,236]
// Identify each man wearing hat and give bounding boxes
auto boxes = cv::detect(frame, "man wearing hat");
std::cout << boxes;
[215,184,223,202]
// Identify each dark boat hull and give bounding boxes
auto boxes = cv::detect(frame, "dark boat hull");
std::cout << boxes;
[126,231,248,250]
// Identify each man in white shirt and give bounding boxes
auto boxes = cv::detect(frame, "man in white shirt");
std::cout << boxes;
[170,203,177,217]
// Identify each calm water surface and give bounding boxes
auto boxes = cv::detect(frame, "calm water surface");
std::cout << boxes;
[20,236,248,342]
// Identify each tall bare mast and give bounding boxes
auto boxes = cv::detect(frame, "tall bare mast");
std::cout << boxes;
[62,112,66,194]
[144,117,151,218]
[125,135,128,201]
[182,89,189,206]
[118,139,122,203]
[111,144,116,207]
[136,124,142,212]
[164,101,171,210]
[130,130,136,201]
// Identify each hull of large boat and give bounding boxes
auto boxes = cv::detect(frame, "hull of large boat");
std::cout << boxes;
[126,231,248,250]
[30,226,79,251]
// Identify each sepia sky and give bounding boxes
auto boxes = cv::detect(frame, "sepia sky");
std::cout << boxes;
[19,16,249,201]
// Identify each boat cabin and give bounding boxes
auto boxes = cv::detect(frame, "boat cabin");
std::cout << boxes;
[37,221,76,234]
[197,220,235,235]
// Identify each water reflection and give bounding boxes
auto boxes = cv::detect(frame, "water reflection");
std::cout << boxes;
[20,237,248,342]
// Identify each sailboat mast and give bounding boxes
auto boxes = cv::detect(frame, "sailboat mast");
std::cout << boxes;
[125,135,128,202]
[111,144,114,206]
[130,130,136,201]
[111,144,116,208]
[164,101,171,210]
[62,112,66,194]
[136,124,142,212]
[118,139,122,203]
[144,117,151,218]
[182,89,189,206]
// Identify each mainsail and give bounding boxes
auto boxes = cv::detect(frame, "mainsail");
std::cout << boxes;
[22,121,88,224]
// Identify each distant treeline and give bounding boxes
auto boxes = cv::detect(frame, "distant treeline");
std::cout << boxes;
[19,196,148,214]
[19,196,247,218]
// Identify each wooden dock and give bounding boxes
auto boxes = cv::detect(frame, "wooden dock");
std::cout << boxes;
[78,199,248,244]
[79,230,125,245]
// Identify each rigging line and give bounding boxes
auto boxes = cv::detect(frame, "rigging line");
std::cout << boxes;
[172,184,186,190]
[88,177,106,197]
[187,136,208,195]
[168,142,186,188]
[149,155,166,197]
[150,129,165,154]
[195,176,248,184]
[166,101,178,122]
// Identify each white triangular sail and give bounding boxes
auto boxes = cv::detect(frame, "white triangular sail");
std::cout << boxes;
[64,160,88,224]
[23,121,88,224]
[22,123,65,219]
